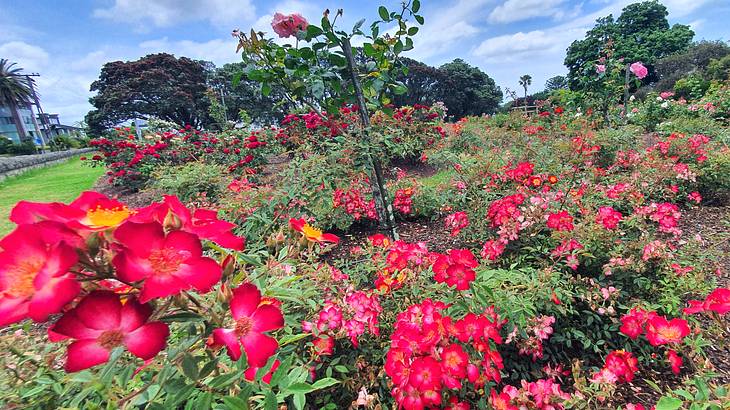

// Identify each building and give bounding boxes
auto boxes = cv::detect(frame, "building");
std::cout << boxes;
[0,105,85,146]
[37,113,86,139]
[0,104,43,144]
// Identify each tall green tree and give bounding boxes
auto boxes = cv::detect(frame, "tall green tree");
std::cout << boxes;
[434,59,502,119]
[86,53,212,136]
[209,62,289,126]
[545,75,568,92]
[564,1,694,89]
[392,57,447,107]
[519,74,532,109]
[0,59,34,143]
[652,41,730,92]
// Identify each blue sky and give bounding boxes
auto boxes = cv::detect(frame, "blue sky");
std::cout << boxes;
[1,0,728,124]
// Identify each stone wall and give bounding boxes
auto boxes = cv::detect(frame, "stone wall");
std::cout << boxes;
[0,148,95,181]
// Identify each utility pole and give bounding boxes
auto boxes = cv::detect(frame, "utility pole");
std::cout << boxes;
[24,73,51,150]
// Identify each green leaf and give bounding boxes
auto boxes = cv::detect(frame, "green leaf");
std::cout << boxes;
[232,72,243,87]
[269,355,294,387]
[412,0,421,13]
[306,25,323,37]
[656,397,683,410]
[311,80,325,100]
[168,384,196,406]
[353,19,365,33]
[363,43,376,57]
[286,382,314,394]
[414,14,424,25]
[207,370,244,388]
[673,389,694,400]
[293,393,306,410]
[181,354,199,380]
[311,377,339,390]
[196,392,213,409]
[393,40,404,54]
[223,396,250,410]
[378,6,390,21]
[263,390,277,410]
[407,27,419,36]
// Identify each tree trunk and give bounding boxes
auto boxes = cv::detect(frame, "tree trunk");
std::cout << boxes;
[340,38,398,240]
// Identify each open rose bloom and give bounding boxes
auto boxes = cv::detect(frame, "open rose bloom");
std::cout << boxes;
[0,191,247,372]
[49,291,169,372]
[209,283,284,367]
[271,12,308,38]
[0,223,80,326]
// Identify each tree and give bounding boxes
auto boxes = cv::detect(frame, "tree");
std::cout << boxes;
[434,59,502,119]
[0,59,34,143]
[519,74,532,110]
[392,57,447,107]
[565,1,694,89]
[545,75,568,92]
[651,41,730,92]
[209,62,289,127]
[85,53,213,136]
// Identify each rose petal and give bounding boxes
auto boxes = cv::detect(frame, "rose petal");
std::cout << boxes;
[230,283,261,319]
[241,331,278,367]
[252,305,284,333]
[65,339,111,372]
[124,322,169,359]
[212,328,242,361]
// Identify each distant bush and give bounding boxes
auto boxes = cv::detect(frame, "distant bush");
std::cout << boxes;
[151,161,227,203]
[6,141,37,155]
[0,137,13,154]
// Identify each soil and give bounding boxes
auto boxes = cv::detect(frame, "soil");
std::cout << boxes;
[92,179,162,208]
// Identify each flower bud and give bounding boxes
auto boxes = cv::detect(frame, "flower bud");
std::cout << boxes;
[163,210,183,231]
[217,282,233,304]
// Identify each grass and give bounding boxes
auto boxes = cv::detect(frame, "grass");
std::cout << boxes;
[418,169,457,189]
[0,157,104,236]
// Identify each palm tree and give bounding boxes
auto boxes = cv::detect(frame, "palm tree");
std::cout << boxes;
[0,59,34,143]
[518,74,532,113]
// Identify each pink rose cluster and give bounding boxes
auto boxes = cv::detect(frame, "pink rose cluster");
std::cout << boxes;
[629,62,648,79]
[271,12,309,38]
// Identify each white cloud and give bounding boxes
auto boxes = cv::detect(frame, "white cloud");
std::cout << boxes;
[0,41,100,124]
[488,0,570,24]
[93,0,256,29]
[0,41,49,72]
[139,37,240,66]
[403,0,490,62]
[662,0,715,17]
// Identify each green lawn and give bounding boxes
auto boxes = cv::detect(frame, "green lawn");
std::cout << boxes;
[0,157,105,236]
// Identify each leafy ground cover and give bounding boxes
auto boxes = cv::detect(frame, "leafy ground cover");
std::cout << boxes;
[0,157,104,236]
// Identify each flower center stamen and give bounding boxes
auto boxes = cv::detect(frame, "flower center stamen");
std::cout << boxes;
[98,329,125,349]
[148,248,187,275]
[301,224,323,240]
[5,259,42,298]
[235,317,254,337]
[86,205,132,228]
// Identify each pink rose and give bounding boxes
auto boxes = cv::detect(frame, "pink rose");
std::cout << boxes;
[271,12,308,38]
[629,62,648,79]
[596,64,606,74]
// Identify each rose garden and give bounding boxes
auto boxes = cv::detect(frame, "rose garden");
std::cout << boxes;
[1,1,730,409]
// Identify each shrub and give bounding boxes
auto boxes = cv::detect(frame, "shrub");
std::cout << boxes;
[151,162,228,203]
